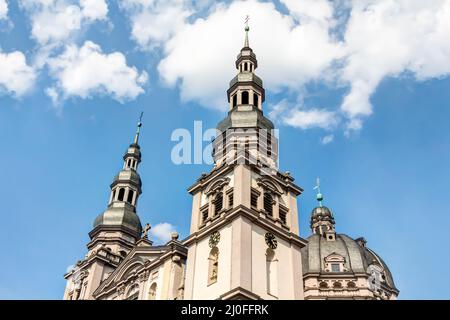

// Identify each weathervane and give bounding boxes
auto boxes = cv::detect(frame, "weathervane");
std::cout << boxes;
[313,177,324,207]
[244,15,250,47]
[134,111,144,144]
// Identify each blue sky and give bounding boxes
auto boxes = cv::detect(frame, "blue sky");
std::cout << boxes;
[1,0,450,299]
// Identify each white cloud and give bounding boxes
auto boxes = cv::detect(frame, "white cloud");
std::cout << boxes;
[283,108,338,130]
[46,41,148,103]
[321,134,334,145]
[19,0,108,45]
[5,0,450,135]
[79,0,107,21]
[340,0,450,131]
[120,0,194,50]
[157,0,342,109]
[153,0,450,134]
[0,0,8,20]
[270,99,339,130]
[150,222,176,244]
[0,50,36,97]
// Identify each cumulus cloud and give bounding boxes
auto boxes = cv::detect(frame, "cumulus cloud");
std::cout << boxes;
[125,0,450,134]
[340,0,450,131]
[283,108,338,130]
[120,0,195,50]
[0,0,7,20]
[19,0,108,45]
[0,50,36,97]
[150,222,177,244]
[5,0,450,134]
[46,41,148,103]
[270,99,339,130]
[158,0,342,109]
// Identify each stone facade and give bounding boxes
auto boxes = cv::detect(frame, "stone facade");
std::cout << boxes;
[63,28,399,300]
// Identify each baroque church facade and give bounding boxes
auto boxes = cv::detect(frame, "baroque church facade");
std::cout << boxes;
[63,27,399,301]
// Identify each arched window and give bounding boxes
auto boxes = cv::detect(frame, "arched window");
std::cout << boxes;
[148,283,157,300]
[253,93,258,107]
[266,248,278,296]
[118,188,125,201]
[232,94,237,107]
[264,192,273,216]
[127,189,134,204]
[242,91,249,104]
[244,62,248,71]
[208,247,219,285]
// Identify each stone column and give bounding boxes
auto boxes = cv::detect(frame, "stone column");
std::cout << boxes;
[230,216,252,291]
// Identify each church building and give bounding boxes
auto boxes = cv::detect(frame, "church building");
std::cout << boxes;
[63,26,399,300]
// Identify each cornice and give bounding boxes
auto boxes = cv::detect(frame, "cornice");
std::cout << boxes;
[183,204,307,248]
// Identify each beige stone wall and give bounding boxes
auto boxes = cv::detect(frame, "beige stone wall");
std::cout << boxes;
[251,223,303,300]
[186,224,232,299]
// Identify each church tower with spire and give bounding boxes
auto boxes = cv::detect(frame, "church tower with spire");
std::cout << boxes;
[63,116,145,300]
[183,24,306,300]
[63,23,399,301]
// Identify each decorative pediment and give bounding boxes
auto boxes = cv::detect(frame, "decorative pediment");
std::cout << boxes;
[204,177,231,195]
[323,253,348,272]
[324,252,346,263]
[93,246,167,297]
[256,177,283,195]
[116,259,144,283]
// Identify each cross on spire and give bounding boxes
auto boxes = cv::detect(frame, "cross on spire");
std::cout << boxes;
[313,177,324,207]
[142,223,151,239]
[244,15,250,47]
[134,111,144,144]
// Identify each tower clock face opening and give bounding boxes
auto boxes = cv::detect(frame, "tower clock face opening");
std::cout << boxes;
[209,231,221,248]
[265,232,278,249]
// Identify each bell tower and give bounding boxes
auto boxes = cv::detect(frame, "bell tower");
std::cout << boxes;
[183,24,307,300]
[63,115,145,300]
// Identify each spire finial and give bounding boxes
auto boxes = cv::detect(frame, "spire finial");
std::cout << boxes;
[313,177,324,207]
[244,15,250,47]
[134,111,144,144]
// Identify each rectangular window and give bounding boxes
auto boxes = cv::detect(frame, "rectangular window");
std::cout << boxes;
[202,210,209,223]
[331,263,340,272]
[222,133,227,158]
[251,191,259,209]
[264,193,273,217]
[228,193,233,208]
[279,209,287,225]
[214,194,223,216]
